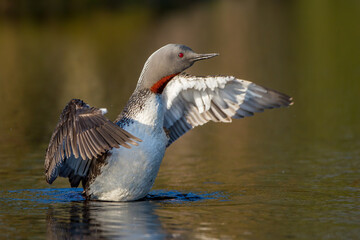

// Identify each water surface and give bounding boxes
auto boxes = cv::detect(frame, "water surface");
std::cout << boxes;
[0,1,359,239]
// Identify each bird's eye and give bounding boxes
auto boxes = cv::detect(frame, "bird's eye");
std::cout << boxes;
[178,53,184,58]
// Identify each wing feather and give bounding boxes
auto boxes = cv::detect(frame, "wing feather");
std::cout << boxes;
[44,99,141,187]
[163,73,293,146]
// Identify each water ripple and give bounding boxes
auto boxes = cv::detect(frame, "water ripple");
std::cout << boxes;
[1,188,227,204]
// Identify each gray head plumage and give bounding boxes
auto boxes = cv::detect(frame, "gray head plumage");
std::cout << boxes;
[136,44,218,92]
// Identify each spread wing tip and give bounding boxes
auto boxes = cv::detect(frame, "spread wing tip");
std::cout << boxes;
[44,158,58,185]
[45,171,55,185]
[279,94,294,107]
[125,132,142,143]
[289,97,294,106]
[263,87,293,108]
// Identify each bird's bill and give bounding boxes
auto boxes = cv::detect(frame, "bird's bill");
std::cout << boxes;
[190,52,219,62]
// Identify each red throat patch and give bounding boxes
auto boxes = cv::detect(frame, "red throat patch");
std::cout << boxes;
[150,73,179,94]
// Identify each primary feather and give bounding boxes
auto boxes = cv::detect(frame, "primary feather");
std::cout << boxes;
[163,73,293,145]
[44,99,141,187]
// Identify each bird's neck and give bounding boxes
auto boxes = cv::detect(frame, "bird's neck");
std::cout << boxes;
[116,89,165,130]
[149,72,179,94]
[135,57,179,94]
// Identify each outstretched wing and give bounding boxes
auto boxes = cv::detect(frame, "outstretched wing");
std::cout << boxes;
[44,99,141,187]
[163,73,293,146]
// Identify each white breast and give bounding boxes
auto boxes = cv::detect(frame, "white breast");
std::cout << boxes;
[88,94,168,201]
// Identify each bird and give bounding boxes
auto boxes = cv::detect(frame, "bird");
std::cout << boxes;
[44,44,293,201]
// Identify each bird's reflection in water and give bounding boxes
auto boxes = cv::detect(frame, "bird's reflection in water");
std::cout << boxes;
[46,200,166,239]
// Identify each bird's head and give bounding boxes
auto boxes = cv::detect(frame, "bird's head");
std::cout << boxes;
[136,44,218,94]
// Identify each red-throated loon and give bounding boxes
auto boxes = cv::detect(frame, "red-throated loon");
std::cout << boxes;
[44,44,293,201]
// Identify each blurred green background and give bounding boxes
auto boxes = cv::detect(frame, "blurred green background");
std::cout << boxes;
[0,0,359,239]
[0,0,359,150]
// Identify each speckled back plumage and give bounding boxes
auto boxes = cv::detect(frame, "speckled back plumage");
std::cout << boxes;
[115,89,152,127]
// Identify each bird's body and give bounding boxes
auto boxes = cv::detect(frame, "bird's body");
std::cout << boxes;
[44,44,293,201]
[88,90,167,201]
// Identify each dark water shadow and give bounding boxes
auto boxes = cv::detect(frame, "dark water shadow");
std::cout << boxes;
[3,188,226,203]
[2,188,227,239]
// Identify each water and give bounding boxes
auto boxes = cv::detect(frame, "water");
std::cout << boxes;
[0,1,359,239]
